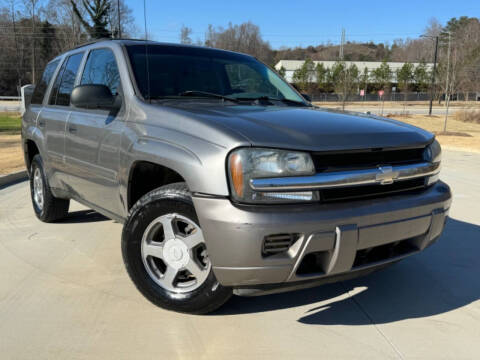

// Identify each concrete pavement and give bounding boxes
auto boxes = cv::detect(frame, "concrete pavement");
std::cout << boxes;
[0,150,479,359]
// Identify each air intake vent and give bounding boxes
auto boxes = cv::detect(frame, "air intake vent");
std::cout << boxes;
[262,233,299,257]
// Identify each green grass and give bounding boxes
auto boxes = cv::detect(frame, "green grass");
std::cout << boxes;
[0,113,21,133]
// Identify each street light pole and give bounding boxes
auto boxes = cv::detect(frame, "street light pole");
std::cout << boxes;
[444,32,452,133]
[428,36,438,116]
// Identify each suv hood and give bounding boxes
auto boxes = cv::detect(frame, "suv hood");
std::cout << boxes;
[166,103,433,151]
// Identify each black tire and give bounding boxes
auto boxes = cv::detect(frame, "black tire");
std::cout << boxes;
[29,154,70,222]
[122,182,232,314]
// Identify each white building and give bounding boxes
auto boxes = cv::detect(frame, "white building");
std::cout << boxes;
[274,60,434,84]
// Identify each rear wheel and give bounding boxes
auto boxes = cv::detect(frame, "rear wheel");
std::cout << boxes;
[29,154,69,222]
[122,183,232,314]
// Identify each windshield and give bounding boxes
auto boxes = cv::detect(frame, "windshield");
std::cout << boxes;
[125,44,305,104]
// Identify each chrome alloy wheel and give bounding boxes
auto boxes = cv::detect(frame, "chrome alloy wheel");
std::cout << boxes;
[141,214,211,293]
[33,167,44,211]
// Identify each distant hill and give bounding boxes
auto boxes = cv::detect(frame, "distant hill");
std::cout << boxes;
[272,42,393,64]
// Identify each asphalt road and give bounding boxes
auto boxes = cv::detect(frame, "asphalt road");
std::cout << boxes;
[1,150,479,359]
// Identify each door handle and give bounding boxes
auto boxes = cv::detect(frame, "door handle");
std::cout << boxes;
[68,126,77,133]
[38,119,45,127]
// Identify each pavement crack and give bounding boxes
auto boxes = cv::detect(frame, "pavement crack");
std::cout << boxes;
[342,283,405,360]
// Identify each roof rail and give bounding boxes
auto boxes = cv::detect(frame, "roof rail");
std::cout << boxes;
[70,38,153,51]
[71,38,113,50]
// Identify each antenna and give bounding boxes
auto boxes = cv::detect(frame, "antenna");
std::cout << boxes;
[143,0,151,102]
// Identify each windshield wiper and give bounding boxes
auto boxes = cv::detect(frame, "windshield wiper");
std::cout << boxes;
[178,90,239,103]
[238,96,310,107]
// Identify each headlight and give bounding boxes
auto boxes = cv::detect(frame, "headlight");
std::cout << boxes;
[423,139,442,164]
[228,148,318,203]
[424,139,442,185]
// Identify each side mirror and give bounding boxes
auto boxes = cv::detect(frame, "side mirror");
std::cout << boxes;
[301,93,311,102]
[71,84,119,110]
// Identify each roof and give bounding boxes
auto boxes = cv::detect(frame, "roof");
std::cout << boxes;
[70,38,251,57]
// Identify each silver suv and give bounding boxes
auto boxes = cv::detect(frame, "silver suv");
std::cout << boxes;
[22,39,451,314]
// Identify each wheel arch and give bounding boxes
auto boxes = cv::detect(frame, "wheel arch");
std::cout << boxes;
[126,160,189,210]
[24,138,40,175]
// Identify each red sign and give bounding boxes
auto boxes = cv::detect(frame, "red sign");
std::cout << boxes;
[360,89,365,96]
[378,90,385,97]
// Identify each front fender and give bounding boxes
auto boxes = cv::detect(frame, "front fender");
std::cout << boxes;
[119,133,233,203]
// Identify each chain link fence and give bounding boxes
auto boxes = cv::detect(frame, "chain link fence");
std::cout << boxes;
[310,92,480,102]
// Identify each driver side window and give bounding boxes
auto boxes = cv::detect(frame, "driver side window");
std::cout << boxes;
[80,48,121,95]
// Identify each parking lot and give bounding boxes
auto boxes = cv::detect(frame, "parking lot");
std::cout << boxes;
[0,150,479,359]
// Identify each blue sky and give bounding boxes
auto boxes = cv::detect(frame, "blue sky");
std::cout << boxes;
[126,0,479,48]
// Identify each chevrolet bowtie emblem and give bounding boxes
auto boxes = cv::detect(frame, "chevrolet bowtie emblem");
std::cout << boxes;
[376,166,397,185]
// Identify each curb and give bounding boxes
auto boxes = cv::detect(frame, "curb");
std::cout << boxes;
[0,170,28,188]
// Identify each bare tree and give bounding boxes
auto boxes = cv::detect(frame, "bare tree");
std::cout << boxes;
[71,0,111,39]
[204,22,273,64]
[45,0,85,49]
[4,0,23,91]
[179,25,192,44]
[106,0,138,38]
[22,0,41,83]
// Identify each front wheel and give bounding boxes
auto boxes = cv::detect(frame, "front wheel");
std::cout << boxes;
[122,183,232,314]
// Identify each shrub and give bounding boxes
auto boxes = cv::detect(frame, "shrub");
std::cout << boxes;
[454,109,480,124]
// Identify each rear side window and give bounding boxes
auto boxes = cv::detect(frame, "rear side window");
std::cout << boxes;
[49,52,84,106]
[80,49,121,95]
[31,60,60,104]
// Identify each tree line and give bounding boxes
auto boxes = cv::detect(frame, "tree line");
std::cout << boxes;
[0,0,137,95]
[286,59,431,98]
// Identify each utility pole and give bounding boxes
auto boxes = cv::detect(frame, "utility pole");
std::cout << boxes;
[444,32,451,133]
[340,28,346,110]
[30,0,37,84]
[117,0,122,38]
[429,36,438,116]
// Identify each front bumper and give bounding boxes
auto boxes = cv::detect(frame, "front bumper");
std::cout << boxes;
[193,181,451,292]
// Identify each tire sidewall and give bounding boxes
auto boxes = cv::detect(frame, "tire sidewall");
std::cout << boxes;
[30,155,47,219]
[122,188,231,314]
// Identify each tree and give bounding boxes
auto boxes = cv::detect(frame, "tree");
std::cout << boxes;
[292,58,315,92]
[277,66,286,79]
[71,0,111,39]
[396,62,414,108]
[360,66,369,95]
[315,62,329,91]
[180,25,192,44]
[46,0,85,49]
[4,0,23,91]
[204,22,273,64]
[23,0,41,83]
[39,21,56,67]
[372,60,392,91]
[396,62,414,92]
[330,61,359,106]
[106,0,138,38]
[414,61,430,92]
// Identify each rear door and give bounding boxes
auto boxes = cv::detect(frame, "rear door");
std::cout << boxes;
[37,52,85,189]
[25,59,60,167]
[64,48,125,215]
